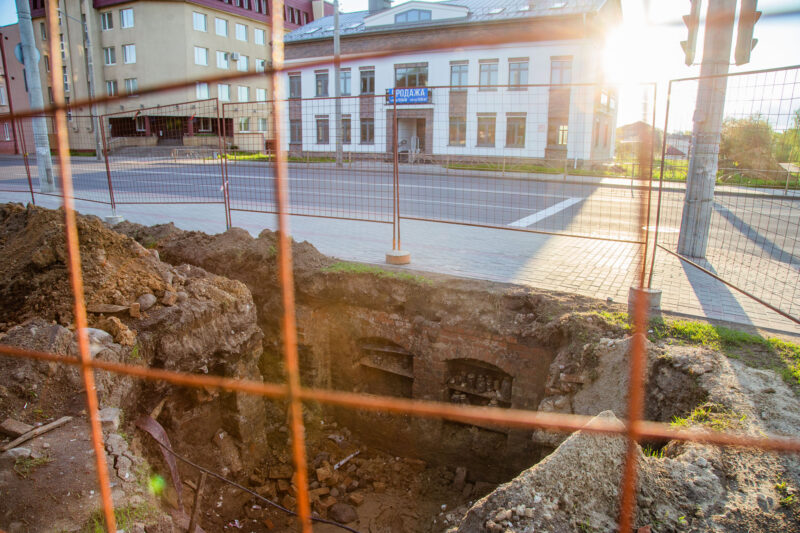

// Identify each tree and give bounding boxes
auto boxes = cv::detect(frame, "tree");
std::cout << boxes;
[773,109,800,164]
[718,115,781,178]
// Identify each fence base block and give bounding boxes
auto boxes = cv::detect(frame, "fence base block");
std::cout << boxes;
[386,250,411,265]
[104,215,124,225]
[627,286,662,316]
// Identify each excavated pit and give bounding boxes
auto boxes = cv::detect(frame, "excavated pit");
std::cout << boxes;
[3,204,796,533]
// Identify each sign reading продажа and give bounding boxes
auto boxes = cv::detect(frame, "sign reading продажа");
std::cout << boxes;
[386,88,430,104]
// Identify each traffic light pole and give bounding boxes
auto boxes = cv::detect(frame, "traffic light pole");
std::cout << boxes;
[677,0,736,258]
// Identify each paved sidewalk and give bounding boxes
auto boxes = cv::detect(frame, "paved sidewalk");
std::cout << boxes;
[2,190,797,335]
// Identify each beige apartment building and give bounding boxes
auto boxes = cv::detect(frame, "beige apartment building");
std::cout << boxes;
[15,0,329,152]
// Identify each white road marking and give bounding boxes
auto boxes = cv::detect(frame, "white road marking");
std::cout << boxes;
[508,197,582,227]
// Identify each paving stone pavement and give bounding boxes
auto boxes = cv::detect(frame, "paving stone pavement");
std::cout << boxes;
[2,191,797,335]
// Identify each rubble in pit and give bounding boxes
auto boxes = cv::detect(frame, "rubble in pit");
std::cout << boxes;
[451,338,800,533]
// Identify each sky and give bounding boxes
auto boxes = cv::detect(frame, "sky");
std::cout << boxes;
[1,0,797,127]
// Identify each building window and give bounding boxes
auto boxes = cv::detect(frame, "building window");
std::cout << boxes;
[237,55,248,72]
[395,9,431,23]
[103,47,116,65]
[258,118,268,132]
[215,18,228,37]
[256,88,267,101]
[450,62,468,88]
[3,123,10,141]
[48,87,53,104]
[290,119,302,143]
[0,87,6,105]
[477,115,496,147]
[449,116,466,146]
[43,55,50,72]
[254,28,265,45]
[360,69,375,94]
[509,59,528,89]
[256,59,266,72]
[506,115,526,147]
[193,12,207,31]
[395,64,427,88]
[238,117,250,132]
[551,58,572,84]
[558,124,568,145]
[315,71,328,97]
[122,44,135,64]
[600,90,608,107]
[218,83,230,101]
[235,23,247,41]
[125,78,137,95]
[479,60,498,90]
[316,117,329,144]
[341,117,351,144]
[198,117,212,131]
[59,34,65,60]
[106,80,117,96]
[360,118,374,144]
[217,50,229,69]
[238,85,249,102]
[197,82,209,99]
[120,8,134,28]
[340,70,351,96]
[100,12,112,31]
[62,66,69,92]
[135,116,146,132]
[289,75,301,98]
[194,46,208,66]
[40,21,47,40]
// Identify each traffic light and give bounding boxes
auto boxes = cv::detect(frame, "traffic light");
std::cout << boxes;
[681,0,702,66]
[734,0,761,65]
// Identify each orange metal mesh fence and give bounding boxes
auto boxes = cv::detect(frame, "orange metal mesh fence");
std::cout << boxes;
[1,2,800,533]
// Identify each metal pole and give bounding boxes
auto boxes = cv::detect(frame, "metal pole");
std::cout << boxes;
[15,0,56,192]
[648,80,674,289]
[187,471,207,533]
[79,0,103,161]
[333,0,342,167]
[677,0,737,258]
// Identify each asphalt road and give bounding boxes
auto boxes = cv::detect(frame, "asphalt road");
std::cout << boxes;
[1,157,798,254]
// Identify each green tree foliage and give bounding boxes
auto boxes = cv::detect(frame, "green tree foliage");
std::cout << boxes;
[719,115,782,178]
[773,110,800,164]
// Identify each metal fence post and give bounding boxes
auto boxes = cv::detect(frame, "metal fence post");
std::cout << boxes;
[17,119,35,205]
[217,99,231,229]
[648,80,673,289]
[98,117,118,216]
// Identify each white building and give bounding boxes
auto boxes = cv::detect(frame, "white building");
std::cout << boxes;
[276,0,621,165]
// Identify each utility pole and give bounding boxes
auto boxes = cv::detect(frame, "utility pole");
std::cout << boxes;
[15,0,56,193]
[677,0,736,258]
[80,0,103,161]
[333,0,342,166]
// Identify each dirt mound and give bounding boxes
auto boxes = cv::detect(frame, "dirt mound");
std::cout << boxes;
[0,204,168,328]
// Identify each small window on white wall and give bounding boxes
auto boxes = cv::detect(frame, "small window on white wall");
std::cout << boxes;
[215,18,228,37]
[237,55,248,72]
[194,47,208,66]
[122,44,136,64]
[3,123,11,141]
[218,84,230,101]
[120,8,134,28]
[256,88,266,101]
[196,82,209,99]
[254,28,265,45]
[235,23,247,41]
[193,12,207,31]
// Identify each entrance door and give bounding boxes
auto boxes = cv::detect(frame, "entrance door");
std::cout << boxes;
[415,118,426,152]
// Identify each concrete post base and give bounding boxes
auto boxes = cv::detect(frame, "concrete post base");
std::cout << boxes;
[386,250,411,265]
[627,286,662,315]
[105,215,124,225]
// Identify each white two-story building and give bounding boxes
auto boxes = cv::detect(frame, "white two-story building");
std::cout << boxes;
[278,0,621,165]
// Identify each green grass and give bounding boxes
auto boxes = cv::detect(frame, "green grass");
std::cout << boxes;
[642,444,665,458]
[81,503,158,533]
[321,261,432,285]
[221,152,337,163]
[444,161,612,177]
[649,318,800,388]
[592,310,632,331]
[14,455,53,478]
[670,402,746,431]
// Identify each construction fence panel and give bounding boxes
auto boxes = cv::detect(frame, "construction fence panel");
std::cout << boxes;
[224,95,394,224]
[101,98,227,206]
[390,82,656,243]
[655,66,800,322]
[11,115,111,204]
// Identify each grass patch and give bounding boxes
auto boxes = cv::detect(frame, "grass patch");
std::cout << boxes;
[649,318,800,388]
[670,402,746,431]
[81,503,159,533]
[642,444,665,458]
[221,152,337,163]
[322,261,432,285]
[14,455,53,478]
[592,310,631,331]
[444,161,613,177]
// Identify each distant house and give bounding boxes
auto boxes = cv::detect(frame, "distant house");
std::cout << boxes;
[279,0,622,164]
[665,133,691,160]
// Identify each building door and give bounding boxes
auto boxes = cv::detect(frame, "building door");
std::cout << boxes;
[415,118,426,152]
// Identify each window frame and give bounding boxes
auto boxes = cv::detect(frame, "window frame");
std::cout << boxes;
[256,88,267,101]
[119,8,134,29]
[449,115,466,146]
[135,116,146,132]
[360,69,375,95]
[194,46,208,66]
[217,50,230,69]
[478,61,498,91]
[100,12,112,31]
[340,70,351,96]
[315,71,329,97]
[450,62,468,89]
[476,115,496,147]
[360,118,374,144]
[215,17,228,37]
[289,74,301,98]
[235,23,247,41]
[196,82,209,99]
[121,44,135,64]
[103,46,116,66]
[254,28,265,45]
[124,77,138,96]
[290,119,302,143]
[193,12,207,32]
[316,117,330,144]
[237,85,250,102]
[237,55,249,72]
[198,117,213,132]
[505,115,526,148]
[508,59,529,90]
[105,80,117,96]
[217,83,230,101]
[395,9,431,23]
[394,64,427,88]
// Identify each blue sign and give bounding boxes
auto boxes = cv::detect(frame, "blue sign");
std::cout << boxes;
[386,87,430,104]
